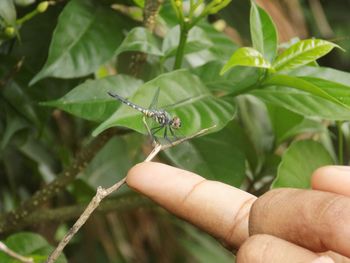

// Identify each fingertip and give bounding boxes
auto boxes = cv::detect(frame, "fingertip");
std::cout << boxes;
[311,165,334,188]
[311,165,350,196]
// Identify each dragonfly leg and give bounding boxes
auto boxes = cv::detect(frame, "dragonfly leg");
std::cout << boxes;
[150,125,163,142]
[142,116,152,137]
[163,126,172,144]
[168,126,178,140]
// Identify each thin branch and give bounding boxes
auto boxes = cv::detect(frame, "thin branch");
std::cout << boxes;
[0,241,34,263]
[11,195,151,229]
[129,0,163,76]
[0,129,121,235]
[46,126,215,263]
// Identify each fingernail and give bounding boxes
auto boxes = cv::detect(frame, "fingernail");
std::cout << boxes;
[311,256,335,263]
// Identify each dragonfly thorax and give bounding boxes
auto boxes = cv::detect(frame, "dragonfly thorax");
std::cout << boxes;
[152,110,171,126]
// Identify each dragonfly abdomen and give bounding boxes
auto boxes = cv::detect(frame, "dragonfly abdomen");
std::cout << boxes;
[108,92,147,114]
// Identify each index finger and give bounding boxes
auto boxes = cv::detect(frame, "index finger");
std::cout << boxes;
[126,162,256,249]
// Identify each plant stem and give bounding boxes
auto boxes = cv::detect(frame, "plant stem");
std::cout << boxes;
[337,121,344,165]
[173,25,189,70]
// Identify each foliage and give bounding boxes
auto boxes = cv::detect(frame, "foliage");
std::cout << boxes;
[1,0,350,261]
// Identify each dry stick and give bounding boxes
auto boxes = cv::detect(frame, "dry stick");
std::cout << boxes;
[46,126,215,263]
[0,241,34,263]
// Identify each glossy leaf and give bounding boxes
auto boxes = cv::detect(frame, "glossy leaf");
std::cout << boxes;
[93,70,236,137]
[266,104,303,145]
[299,77,350,107]
[250,1,277,62]
[30,0,132,84]
[0,0,16,25]
[272,39,341,72]
[180,226,233,263]
[266,104,326,144]
[271,140,333,189]
[251,86,350,120]
[192,60,262,95]
[0,232,67,263]
[164,121,246,187]
[220,47,271,75]
[262,74,350,109]
[115,27,163,56]
[185,21,238,67]
[236,95,274,157]
[42,75,143,122]
[289,66,350,87]
[162,26,213,58]
[80,137,131,191]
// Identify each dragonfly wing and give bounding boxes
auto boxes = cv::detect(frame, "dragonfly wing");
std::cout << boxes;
[148,87,160,110]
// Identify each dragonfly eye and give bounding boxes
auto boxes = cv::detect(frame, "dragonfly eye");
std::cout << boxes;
[172,117,181,129]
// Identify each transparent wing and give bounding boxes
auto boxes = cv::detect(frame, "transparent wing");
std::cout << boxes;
[148,87,160,110]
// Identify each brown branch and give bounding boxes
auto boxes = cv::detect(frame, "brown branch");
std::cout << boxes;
[14,195,152,229]
[0,129,121,235]
[46,126,215,263]
[128,0,163,76]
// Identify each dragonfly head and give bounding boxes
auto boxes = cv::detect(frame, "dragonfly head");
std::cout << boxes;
[171,117,181,129]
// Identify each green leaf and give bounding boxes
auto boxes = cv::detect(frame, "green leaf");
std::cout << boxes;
[162,26,213,58]
[164,121,246,187]
[220,47,271,75]
[0,232,67,263]
[266,104,303,145]
[93,70,236,137]
[250,1,278,62]
[251,86,350,120]
[80,137,131,191]
[289,66,350,87]
[272,39,341,72]
[271,140,334,189]
[180,226,233,263]
[1,115,28,149]
[30,0,133,84]
[132,0,144,7]
[236,95,274,157]
[184,21,239,67]
[298,77,350,107]
[115,27,163,56]
[262,74,350,109]
[266,104,326,144]
[0,0,16,25]
[192,60,262,96]
[41,75,143,122]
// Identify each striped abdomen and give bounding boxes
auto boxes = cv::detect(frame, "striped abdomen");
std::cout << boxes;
[108,92,150,115]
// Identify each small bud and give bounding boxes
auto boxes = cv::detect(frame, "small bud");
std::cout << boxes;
[37,1,49,13]
[175,0,182,7]
[214,0,222,4]
[5,26,15,37]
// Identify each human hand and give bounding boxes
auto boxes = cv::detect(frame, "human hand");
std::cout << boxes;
[126,163,350,263]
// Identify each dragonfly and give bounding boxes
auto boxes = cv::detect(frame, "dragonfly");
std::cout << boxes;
[107,88,182,143]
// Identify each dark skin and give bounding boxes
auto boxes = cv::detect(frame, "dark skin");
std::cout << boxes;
[126,163,350,263]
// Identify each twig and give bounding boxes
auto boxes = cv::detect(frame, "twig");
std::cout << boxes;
[0,241,34,263]
[6,195,151,230]
[46,126,215,263]
[0,129,120,235]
